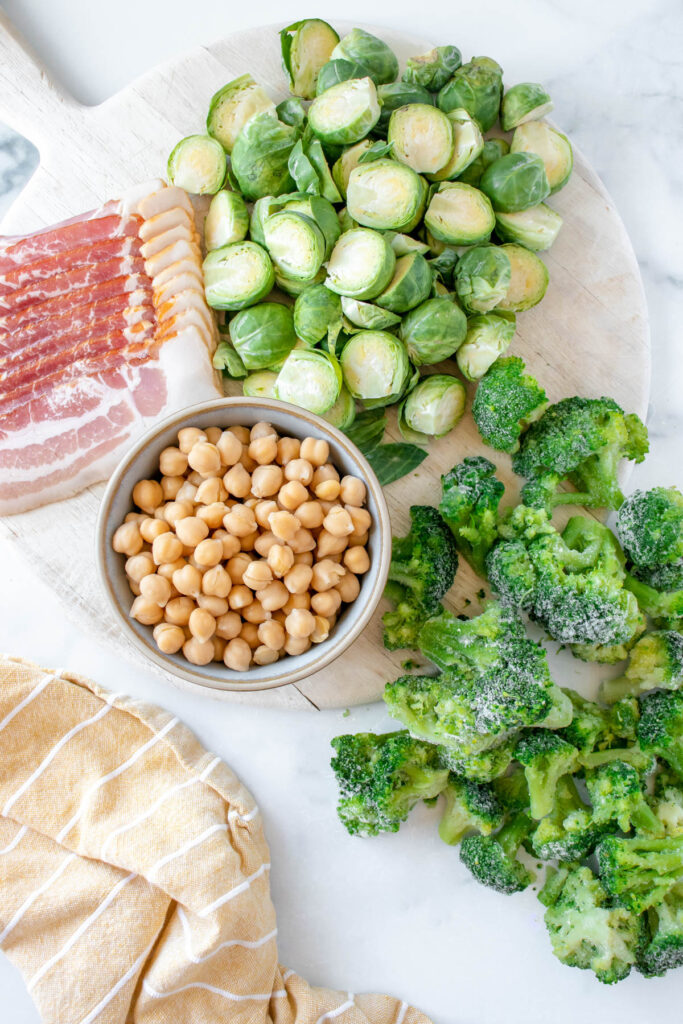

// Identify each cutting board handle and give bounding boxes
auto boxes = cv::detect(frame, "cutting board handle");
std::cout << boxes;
[0,12,82,147]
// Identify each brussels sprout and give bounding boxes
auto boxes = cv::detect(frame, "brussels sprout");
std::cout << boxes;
[510,121,573,193]
[280,19,340,100]
[426,107,484,182]
[341,296,401,330]
[167,135,226,195]
[276,97,307,128]
[204,190,249,252]
[432,279,452,299]
[249,195,285,247]
[315,58,367,96]
[376,82,434,132]
[340,330,411,405]
[399,297,467,365]
[501,83,553,132]
[494,203,563,251]
[293,285,342,345]
[346,159,427,233]
[457,137,509,187]
[230,113,300,200]
[454,244,511,314]
[495,244,549,312]
[479,152,550,213]
[263,210,325,282]
[456,312,516,380]
[203,241,274,311]
[243,370,278,399]
[331,28,399,86]
[375,252,433,313]
[283,194,341,258]
[322,384,357,430]
[275,348,342,414]
[325,228,396,300]
[206,75,276,154]
[229,302,296,370]
[332,140,374,199]
[388,104,454,175]
[437,56,503,132]
[385,232,431,257]
[424,182,495,246]
[399,374,466,443]
[402,46,462,93]
[274,266,327,298]
[308,77,380,146]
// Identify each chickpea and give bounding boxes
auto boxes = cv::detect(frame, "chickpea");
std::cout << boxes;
[346,506,372,535]
[132,479,163,514]
[152,532,183,565]
[318,500,335,516]
[154,507,168,520]
[267,544,295,578]
[215,611,242,640]
[323,506,354,537]
[283,592,310,614]
[277,436,300,465]
[255,500,279,529]
[242,560,273,591]
[201,564,232,598]
[251,464,283,498]
[160,475,183,500]
[300,437,329,466]
[311,615,330,644]
[189,607,216,644]
[172,564,203,598]
[224,637,252,671]
[130,595,164,626]
[223,504,256,538]
[254,531,280,557]
[253,645,279,666]
[242,600,270,624]
[140,518,170,543]
[164,596,195,626]
[257,619,286,652]
[216,430,243,466]
[283,563,313,594]
[239,622,260,648]
[212,530,241,560]
[175,481,198,504]
[228,584,253,610]
[311,589,342,617]
[129,581,141,597]
[153,622,185,654]
[284,635,311,657]
[312,559,346,592]
[267,510,298,543]
[195,477,227,504]
[183,637,215,666]
[163,500,194,527]
[226,552,253,584]
[197,594,229,617]
[278,480,308,511]
[284,458,314,485]
[285,607,316,638]
[340,475,367,506]
[205,426,222,445]
[336,572,360,603]
[178,427,207,453]
[316,530,348,558]
[157,558,186,582]
[348,531,369,548]
[250,421,276,441]
[196,502,228,529]
[344,546,370,574]
[228,425,251,445]
[187,441,221,477]
[239,451,258,473]
[124,512,146,524]
[212,636,227,662]
[259,580,290,612]
[293,550,314,566]
[187,470,204,486]
[240,530,259,553]
[194,537,224,568]
[295,501,324,530]
[113,521,143,557]
[139,573,172,607]
[125,552,156,584]
[248,434,278,465]
[175,516,209,548]
[289,528,316,554]
[223,463,251,498]
[316,479,341,501]
[159,447,188,477]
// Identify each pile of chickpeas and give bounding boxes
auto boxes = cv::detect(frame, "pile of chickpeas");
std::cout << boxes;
[112,422,372,672]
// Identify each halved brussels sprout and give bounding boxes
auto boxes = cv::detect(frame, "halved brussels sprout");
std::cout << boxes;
[263,210,325,282]
[402,46,462,93]
[293,285,342,345]
[275,348,342,414]
[456,312,516,380]
[332,140,374,199]
[501,83,553,132]
[385,232,431,256]
[388,104,454,175]
[376,82,433,132]
[230,113,299,200]
[274,266,327,298]
[437,57,503,132]
[204,190,249,251]
[229,302,296,370]
[167,135,226,195]
[457,138,509,187]
[510,121,573,193]
[203,241,274,311]
[341,296,401,330]
[399,373,466,443]
[424,182,495,245]
[331,28,399,86]
[276,97,307,128]
[316,58,367,96]
[206,74,276,154]
[243,370,279,399]
[454,244,511,313]
[494,204,563,251]
[427,107,484,181]
[340,330,411,405]
[346,159,427,233]
[280,19,340,100]
[375,252,433,313]
[495,244,549,312]
[399,297,467,365]
[322,384,357,430]
[479,152,550,213]
[283,195,341,258]
[308,77,381,145]
[325,228,396,300]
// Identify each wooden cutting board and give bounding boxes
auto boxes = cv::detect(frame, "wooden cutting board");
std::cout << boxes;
[0,14,650,710]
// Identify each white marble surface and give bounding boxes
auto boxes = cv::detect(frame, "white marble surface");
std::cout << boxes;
[0,1,682,1021]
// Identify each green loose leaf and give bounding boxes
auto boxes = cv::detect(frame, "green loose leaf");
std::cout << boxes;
[276,97,307,127]
[344,408,387,452]
[305,138,343,202]
[288,139,321,194]
[212,338,248,378]
[364,442,428,484]
[357,139,395,164]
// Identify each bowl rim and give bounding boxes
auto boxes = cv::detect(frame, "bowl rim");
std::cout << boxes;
[95,396,391,693]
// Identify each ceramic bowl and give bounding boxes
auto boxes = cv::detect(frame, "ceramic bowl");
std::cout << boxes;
[96,397,391,693]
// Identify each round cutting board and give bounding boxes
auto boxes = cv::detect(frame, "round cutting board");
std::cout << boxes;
[0,15,650,710]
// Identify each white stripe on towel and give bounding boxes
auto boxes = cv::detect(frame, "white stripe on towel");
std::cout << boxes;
[198,862,270,918]
[142,978,286,1003]
[315,995,355,1024]
[177,906,276,964]
[0,669,62,735]
[0,853,77,945]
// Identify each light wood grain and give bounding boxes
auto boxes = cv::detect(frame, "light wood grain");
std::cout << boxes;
[0,16,650,710]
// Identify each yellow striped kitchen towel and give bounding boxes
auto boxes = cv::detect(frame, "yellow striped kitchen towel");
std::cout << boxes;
[0,655,432,1024]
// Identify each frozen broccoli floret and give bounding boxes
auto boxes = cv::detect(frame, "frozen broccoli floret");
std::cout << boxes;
[637,690,683,779]
[530,775,607,862]
[330,731,448,837]
[438,774,506,845]
[439,457,504,577]
[513,729,579,820]
[557,689,637,754]
[584,760,663,836]
[513,396,648,511]
[472,357,548,454]
[493,767,530,814]
[624,573,683,632]
[616,487,683,568]
[600,631,683,704]
[460,813,535,894]
[382,582,432,652]
[649,771,683,837]
[437,738,516,782]
[637,882,683,977]
[580,744,656,776]
[596,832,683,913]
[540,863,643,984]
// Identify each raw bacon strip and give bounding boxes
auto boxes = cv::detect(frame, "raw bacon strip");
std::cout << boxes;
[0,236,142,299]
[0,208,141,274]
